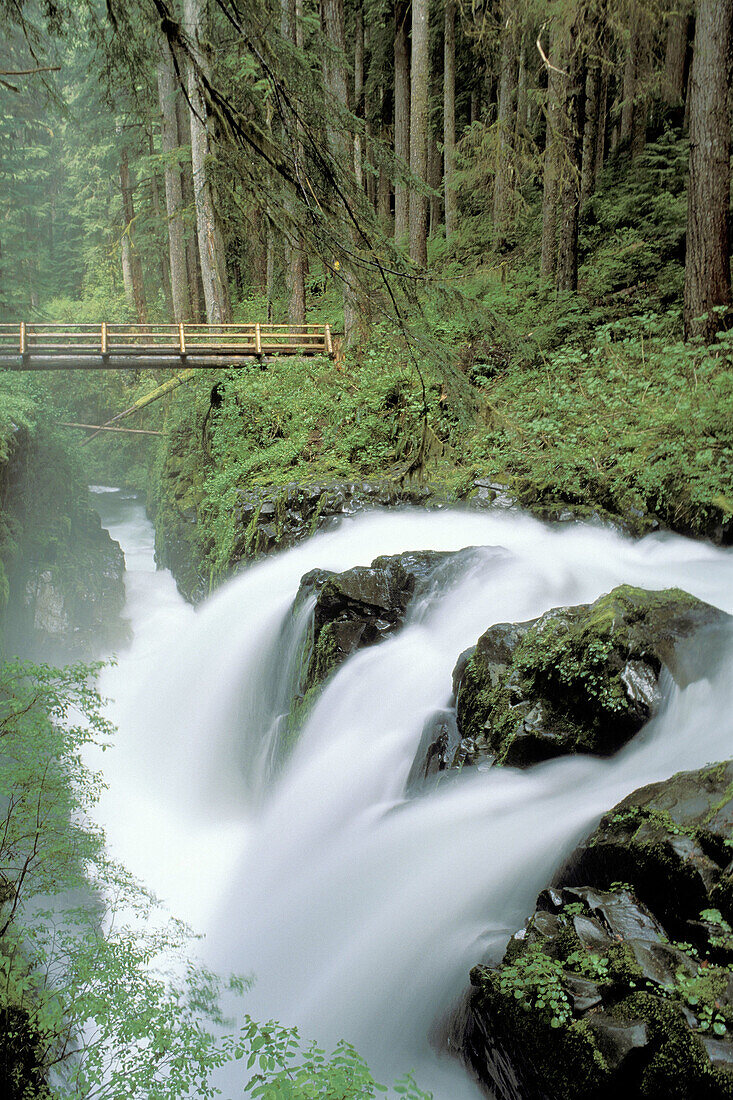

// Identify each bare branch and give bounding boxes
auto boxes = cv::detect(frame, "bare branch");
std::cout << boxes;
[536,25,568,78]
[0,65,61,76]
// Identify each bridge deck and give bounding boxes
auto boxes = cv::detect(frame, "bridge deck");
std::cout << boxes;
[0,322,334,368]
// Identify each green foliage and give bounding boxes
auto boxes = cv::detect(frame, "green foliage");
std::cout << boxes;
[496,945,572,1028]
[226,1020,431,1099]
[701,909,733,953]
[565,950,610,982]
[153,342,460,587]
[581,134,688,303]
[0,658,434,1099]
[462,310,733,539]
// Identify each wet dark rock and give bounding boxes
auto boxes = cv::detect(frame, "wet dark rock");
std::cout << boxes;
[457,476,660,538]
[230,481,443,566]
[458,479,519,511]
[297,547,497,696]
[704,1038,733,1069]
[563,886,667,943]
[561,760,733,938]
[405,709,462,793]
[453,585,729,769]
[584,1014,649,1072]
[457,762,733,1100]
[564,974,603,1014]
[571,912,612,950]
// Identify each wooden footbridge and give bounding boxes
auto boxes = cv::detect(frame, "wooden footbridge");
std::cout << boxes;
[0,322,335,369]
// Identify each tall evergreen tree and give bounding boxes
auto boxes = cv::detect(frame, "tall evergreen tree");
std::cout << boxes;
[408,0,429,265]
[182,0,231,324]
[683,0,732,340]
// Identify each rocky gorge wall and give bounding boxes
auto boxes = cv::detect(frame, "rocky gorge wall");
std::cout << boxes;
[152,468,661,605]
[0,424,127,662]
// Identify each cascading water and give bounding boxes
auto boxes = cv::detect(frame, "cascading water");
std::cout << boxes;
[89,487,733,1098]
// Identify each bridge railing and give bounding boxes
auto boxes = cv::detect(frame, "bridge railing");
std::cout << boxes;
[0,323,334,358]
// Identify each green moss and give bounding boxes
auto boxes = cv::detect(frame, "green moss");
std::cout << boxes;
[610,993,733,1099]
[306,619,343,693]
[278,612,349,762]
[278,683,320,763]
[473,964,608,1099]
[309,490,328,536]
[243,502,263,557]
[456,585,717,767]
[710,877,733,925]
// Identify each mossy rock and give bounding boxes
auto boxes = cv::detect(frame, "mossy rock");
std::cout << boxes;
[298,547,495,696]
[563,761,733,936]
[464,886,733,1100]
[460,763,733,1100]
[454,585,728,767]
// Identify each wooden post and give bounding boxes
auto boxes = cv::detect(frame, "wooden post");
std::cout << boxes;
[333,334,344,367]
[255,322,262,356]
[101,322,108,355]
[179,323,186,355]
[325,324,333,358]
[19,322,26,355]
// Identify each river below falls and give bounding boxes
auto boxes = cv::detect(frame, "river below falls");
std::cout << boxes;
[88,485,733,1099]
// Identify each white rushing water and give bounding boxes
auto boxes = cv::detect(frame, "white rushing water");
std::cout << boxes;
[90,487,733,1098]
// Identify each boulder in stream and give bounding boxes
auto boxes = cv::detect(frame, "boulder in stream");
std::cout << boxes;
[459,761,733,1100]
[451,585,728,768]
[296,547,502,696]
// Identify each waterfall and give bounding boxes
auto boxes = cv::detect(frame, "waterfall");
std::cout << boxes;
[90,488,733,1098]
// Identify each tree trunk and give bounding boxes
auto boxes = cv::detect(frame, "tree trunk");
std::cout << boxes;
[145,127,174,320]
[321,0,358,342]
[684,0,732,341]
[365,29,377,210]
[515,38,528,138]
[182,0,231,324]
[630,30,649,160]
[394,0,410,242]
[492,0,518,247]
[580,59,601,206]
[540,25,563,278]
[249,208,268,293]
[664,6,690,108]
[428,133,441,236]
[354,2,364,189]
[620,12,640,142]
[175,93,205,322]
[282,0,306,325]
[378,161,392,227]
[120,232,135,314]
[158,44,191,322]
[621,9,648,155]
[119,146,147,323]
[594,66,609,185]
[443,0,457,241]
[266,209,275,323]
[409,0,429,266]
[556,20,586,293]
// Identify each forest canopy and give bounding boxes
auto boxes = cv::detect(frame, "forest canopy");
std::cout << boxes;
[0,0,730,343]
